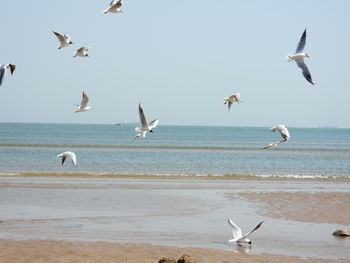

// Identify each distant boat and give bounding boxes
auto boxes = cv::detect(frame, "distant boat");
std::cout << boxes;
[115,121,128,125]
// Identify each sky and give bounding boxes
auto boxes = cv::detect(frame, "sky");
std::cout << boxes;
[0,1,349,128]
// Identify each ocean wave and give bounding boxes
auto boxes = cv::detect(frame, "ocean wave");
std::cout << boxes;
[0,172,348,180]
[0,143,349,153]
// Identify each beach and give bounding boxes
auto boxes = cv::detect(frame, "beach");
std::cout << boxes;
[0,175,349,262]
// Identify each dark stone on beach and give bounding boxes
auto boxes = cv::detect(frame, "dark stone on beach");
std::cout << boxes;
[159,257,176,263]
[333,229,350,237]
[177,254,194,263]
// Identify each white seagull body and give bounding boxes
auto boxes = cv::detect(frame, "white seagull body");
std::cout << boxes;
[104,0,123,14]
[228,218,264,245]
[287,29,314,85]
[57,151,77,166]
[224,93,241,111]
[75,92,92,113]
[263,125,290,149]
[134,103,158,140]
[74,47,89,57]
[52,30,73,49]
[0,64,16,87]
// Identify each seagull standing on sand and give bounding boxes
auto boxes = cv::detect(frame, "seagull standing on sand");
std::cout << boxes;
[57,151,77,166]
[103,0,124,14]
[75,92,92,113]
[52,30,73,49]
[74,47,89,57]
[287,29,315,85]
[224,93,241,111]
[133,104,159,140]
[228,218,264,246]
[0,64,16,87]
[263,125,290,149]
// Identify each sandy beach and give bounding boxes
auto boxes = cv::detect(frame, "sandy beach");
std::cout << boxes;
[0,175,349,262]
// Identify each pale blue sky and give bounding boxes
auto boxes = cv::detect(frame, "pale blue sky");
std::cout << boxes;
[0,1,349,127]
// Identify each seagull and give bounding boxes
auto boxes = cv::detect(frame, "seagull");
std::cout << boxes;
[287,29,314,85]
[57,151,77,166]
[103,0,124,14]
[134,103,159,136]
[0,64,16,87]
[52,30,73,49]
[130,131,147,143]
[74,47,89,57]
[263,125,290,149]
[75,92,92,113]
[224,93,241,111]
[228,218,264,246]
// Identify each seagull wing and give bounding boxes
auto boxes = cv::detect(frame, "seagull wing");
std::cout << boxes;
[64,34,71,41]
[296,60,314,85]
[148,119,159,129]
[243,221,264,238]
[227,101,233,111]
[77,47,86,53]
[228,218,243,240]
[0,66,5,86]
[52,30,65,44]
[9,64,16,75]
[295,28,306,54]
[80,92,89,108]
[67,152,77,165]
[138,104,148,129]
[61,155,67,165]
[278,126,290,140]
[109,0,117,6]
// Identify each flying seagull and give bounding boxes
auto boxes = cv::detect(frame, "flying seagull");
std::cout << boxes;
[134,103,159,140]
[263,125,290,150]
[74,47,89,57]
[287,29,314,85]
[224,93,241,111]
[0,64,16,87]
[103,0,124,14]
[52,30,73,49]
[131,131,147,143]
[57,151,77,166]
[75,92,92,113]
[228,218,264,246]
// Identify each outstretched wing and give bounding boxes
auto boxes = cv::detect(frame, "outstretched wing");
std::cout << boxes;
[77,47,87,53]
[0,66,5,86]
[138,104,148,128]
[296,60,314,85]
[52,30,65,44]
[9,64,16,75]
[227,101,233,111]
[228,218,243,240]
[148,119,159,129]
[80,92,89,107]
[243,221,264,238]
[61,155,67,165]
[295,28,306,54]
[109,0,117,6]
[67,152,77,165]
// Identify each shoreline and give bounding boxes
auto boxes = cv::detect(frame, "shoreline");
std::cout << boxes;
[0,239,347,263]
[1,172,349,181]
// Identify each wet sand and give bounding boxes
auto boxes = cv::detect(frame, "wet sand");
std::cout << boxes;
[0,175,349,262]
[0,239,346,263]
[237,192,350,225]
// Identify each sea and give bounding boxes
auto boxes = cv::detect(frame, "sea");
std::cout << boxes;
[0,122,349,178]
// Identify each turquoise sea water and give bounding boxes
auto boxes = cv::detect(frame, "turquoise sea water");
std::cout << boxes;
[0,123,349,177]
